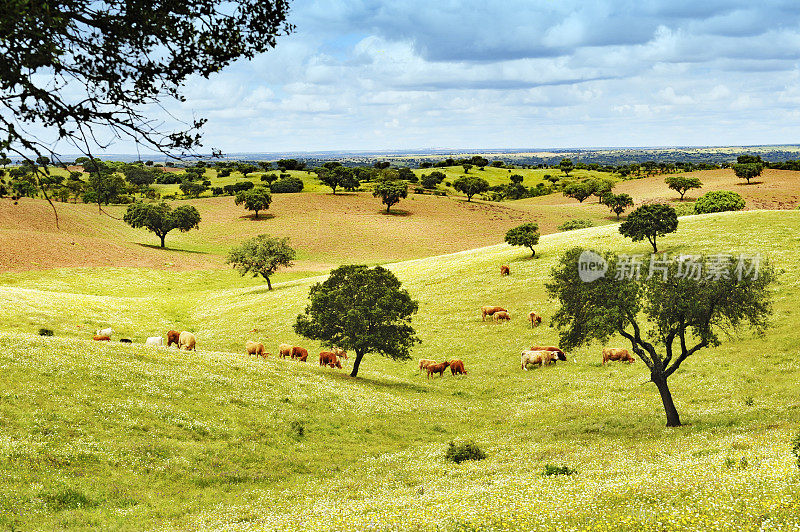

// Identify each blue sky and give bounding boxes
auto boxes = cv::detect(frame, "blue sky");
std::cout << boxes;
[141,1,800,152]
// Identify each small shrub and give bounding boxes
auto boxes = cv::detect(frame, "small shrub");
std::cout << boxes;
[791,431,800,469]
[42,487,97,510]
[542,464,577,476]
[289,420,305,439]
[743,396,754,407]
[558,219,594,231]
[38,328,54,336]
[270,176,304,193]
[445,441,486,464]
[694,190,745,214]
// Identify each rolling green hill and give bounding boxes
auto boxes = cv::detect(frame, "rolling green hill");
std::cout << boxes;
[1,210,799,530]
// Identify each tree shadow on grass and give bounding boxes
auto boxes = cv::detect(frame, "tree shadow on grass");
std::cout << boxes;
[379,209,412,217]
[137,243,211,255]
[328,370,431,393]
[238,213,275,221]
[734,181,764,186]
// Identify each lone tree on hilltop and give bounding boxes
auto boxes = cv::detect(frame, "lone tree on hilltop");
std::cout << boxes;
[619,204,678,253]
[505,222,540,257]
[733,163,764,184]
[226,235,295,291]
[665,175,702,201]
[605,193,634,220]
[295,265,420,377]
[235,187,272,218]
[373,180,408,213]
[1,0,293,226]
[123,201,201,248]
[453,175,489,202]
[547,248,774,426]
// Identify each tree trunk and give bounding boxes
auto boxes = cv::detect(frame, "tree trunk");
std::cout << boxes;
[159,234,166,248]
[652,372,681,427]
[649,236,658,253]
[350,350,365,377]
[386,204,391,213]
[264,276,272,290]
[254,210,259,219]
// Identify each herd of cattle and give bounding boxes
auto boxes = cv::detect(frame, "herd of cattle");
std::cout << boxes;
[87,288,636,376]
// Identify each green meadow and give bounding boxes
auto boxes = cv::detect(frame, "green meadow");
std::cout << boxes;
[1,210,799,530]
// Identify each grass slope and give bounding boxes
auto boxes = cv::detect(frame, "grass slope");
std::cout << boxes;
[1,211,799,529]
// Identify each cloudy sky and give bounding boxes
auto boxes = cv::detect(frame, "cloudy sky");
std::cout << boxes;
[143,1,800,153]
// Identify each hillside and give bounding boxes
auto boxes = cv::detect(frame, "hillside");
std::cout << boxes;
[1,210,799,530]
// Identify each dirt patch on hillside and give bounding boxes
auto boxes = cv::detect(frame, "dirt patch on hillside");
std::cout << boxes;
[0,198,222,271]
[526,168,800,209]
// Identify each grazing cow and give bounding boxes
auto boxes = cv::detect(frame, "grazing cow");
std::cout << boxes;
[527,311,542,327]
[426,361,450,379]
[493,311,511,322]
[481,306,507,321]
[167,330,181,347]
[450,359,467,376]
[602,348,635,364]
[530,345,567,362]
[500,265,510,276]
[178,331,196,351]
[96,327,113,337]
[92,335,111,341]
[521,349,556,370]
[418,358,436,371]
[292,346,309,362]
[120,338,132,343]
[332,347,348,360]
[279,343,293,359]
[319,351,342,369]
[145,336,164,347]
[246,341,267,358]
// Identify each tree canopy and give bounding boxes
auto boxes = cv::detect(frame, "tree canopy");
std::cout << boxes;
[294,265,420,377]
[226,235,295,290]
[563,181,593,203]
[123,201,201,248]
[619,204,678,253]
[235,187,272,218]
[665,175,702,200]
[605,193,634,219]
[319,166,358,194]
[453,175,489,201]
[547,248,774,426]
[0,0,293,164]
[559,158,574,176]
[505,222,540,256]
[373,180,408,213]
[733,163,764,184]
[693,191,746,214]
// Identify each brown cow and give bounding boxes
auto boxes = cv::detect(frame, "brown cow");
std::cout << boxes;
[279,343,293,359]
[292,346,309,362]
[319,351,342,369]
[92,335,111,341]
[166,330,180,347]
[332,347,348,360]
[521,350,556,370]
[246,341,267,358]
[426,361,450,378]
[531,345,567,361]
[418,358,436,371]
[450,359,467,376]
[528,311,542,327]
[602,348,635,364]
[493,311,511,322]
[500,265,510,276]
[481,306,507,321]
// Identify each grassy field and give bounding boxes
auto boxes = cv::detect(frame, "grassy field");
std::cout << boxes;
[1,210,799,529]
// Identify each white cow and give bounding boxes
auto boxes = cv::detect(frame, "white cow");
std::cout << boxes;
[145,336,164,347]
[96,327,114,337]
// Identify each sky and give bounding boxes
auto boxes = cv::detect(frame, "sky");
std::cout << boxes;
[34,1,800,154]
